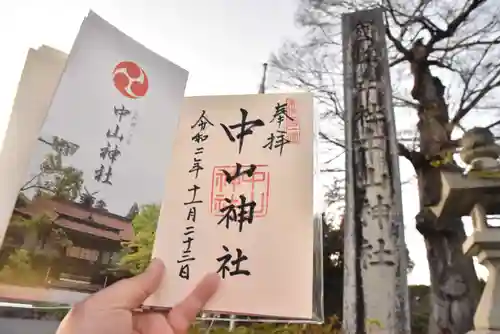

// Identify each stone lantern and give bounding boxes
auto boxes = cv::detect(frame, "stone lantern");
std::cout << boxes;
[460,127,500,176]
[428,127,500,333]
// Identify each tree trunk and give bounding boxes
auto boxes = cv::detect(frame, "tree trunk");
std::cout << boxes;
[416,208,480,334]
[409,43,481,334]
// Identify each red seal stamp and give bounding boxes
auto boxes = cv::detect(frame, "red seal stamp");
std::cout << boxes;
[210,164,270,218]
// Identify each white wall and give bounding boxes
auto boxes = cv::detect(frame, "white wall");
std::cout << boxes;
[0,317,60,334]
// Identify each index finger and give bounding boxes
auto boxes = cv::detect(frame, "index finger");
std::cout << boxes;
[167,273,220,333]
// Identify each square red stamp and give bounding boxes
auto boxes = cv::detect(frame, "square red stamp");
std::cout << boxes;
[285,98,300,143]
[210,164,270,218]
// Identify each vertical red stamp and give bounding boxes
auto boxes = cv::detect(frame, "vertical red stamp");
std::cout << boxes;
[285,98,300,143]
[210,164,270,218]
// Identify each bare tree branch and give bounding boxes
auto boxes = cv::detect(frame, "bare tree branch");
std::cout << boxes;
[433,38,500,52]
[319,132,345,149]
[397,142,426,169]
[486,118,500,129]
[428,0,488,46]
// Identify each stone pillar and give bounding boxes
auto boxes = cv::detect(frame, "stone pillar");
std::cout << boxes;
[464,204,500,334]
[341,8,410,334]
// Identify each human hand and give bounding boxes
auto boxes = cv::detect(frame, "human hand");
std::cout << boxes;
[56,259,220,334]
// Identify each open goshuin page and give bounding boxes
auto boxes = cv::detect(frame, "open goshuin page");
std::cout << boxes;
[0,11,188,305]
[147,93,316,320]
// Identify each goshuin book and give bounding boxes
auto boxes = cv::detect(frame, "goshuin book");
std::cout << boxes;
[0,11,323,323]
[147,94,324,322]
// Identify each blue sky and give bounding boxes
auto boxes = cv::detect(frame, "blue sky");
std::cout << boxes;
[0,0,487,286]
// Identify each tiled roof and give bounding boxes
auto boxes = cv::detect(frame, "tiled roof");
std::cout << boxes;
[15,197,133,241]
[55,217,123,241]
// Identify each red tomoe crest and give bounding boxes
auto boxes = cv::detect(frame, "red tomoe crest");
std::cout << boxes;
[112,61,149,99]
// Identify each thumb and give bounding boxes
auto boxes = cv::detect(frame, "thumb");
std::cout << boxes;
[86,258,165,309]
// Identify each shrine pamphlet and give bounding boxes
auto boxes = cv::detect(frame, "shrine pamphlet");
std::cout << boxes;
[0,11,188,305]
[147,93,322,321]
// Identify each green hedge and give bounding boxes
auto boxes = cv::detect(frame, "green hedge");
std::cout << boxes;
[189,317,342,334]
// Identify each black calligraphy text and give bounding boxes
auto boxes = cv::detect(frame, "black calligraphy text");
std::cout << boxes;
[94,105,131,185]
